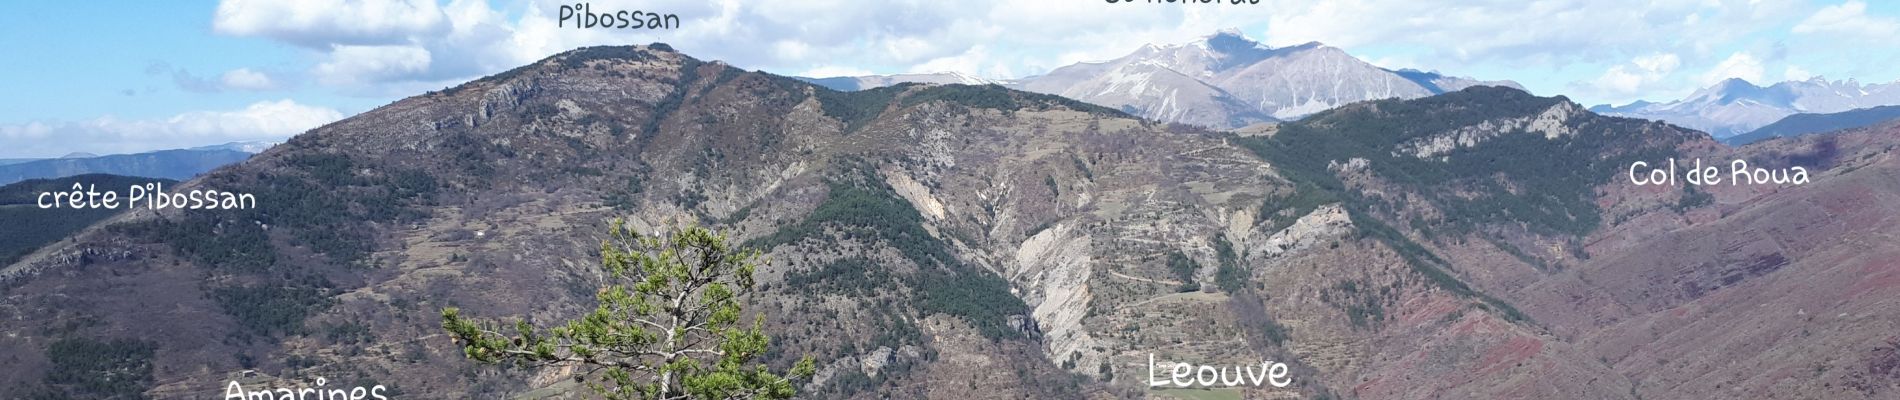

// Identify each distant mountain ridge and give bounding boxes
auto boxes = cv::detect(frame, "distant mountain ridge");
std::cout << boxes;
[0,141,274,185]
[1593,77,1900,138]
[189,140,278,153]
[797,30,1519,129]
[796,72,995,91]
[1012,30,1520,128]
[1724,105,1900,145]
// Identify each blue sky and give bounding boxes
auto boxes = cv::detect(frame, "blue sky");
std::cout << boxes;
[3,0,1898,158]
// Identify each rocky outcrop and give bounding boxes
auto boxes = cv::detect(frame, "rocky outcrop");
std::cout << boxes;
[1395,101,1580,159]
[1013,222,1103,374]
[885,171,948,221]
[1,239,141,283]
[806,344,928,390]
[1250,204,1354,260]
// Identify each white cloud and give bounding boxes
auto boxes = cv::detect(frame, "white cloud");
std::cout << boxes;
[213,0,449,47]
[0,100,343,158]
[1633,53,1682,74]
[1263,0,1802,67]
[166,100,344,137]
[1793,1,1899,39]
[1367,55,1422,71]
[1784,65,1816,81]
[214,0,578,91]
[772,40,812,61]
[146,64,287,93]
[1588,53,1681,95]
[313,45,433,86]
[1701,52,1765,85]
[220,68,279,90]
[907,46,1007,78]
[1591,67,1648,95]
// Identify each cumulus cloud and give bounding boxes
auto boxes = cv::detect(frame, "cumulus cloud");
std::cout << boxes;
[1784,65,1816,81]
[214,0,554,92]
[0,100,343,158]
[313,45,434,86]
[1588,53,1681,95]
[1367,55,1423,71]
[220,68,279,90]
[488,0,997,74]
[1701,52,1766,85]
[146,63,288,92]
[213,0,450,47]
[907,45,1015,79]
[1793,1,1899,39]
[1263,0,1801,66]
[144,63,223,93]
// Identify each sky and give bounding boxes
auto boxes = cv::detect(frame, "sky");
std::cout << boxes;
[3,0,1898,158]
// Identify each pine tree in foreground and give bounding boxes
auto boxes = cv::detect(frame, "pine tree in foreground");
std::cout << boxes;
[443,220,815,399]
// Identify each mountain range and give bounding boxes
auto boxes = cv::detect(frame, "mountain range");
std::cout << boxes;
[1593,77,1900,138]
[797,32,1900,142]
[0,141,274,185]
[803,30,1521,129]
[1013,30,1522,127]
[1724,104,1900,145]
[3,44,1899,400]
[797,72,995,91]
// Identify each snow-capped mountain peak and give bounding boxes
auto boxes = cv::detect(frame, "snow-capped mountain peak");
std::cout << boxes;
[1013,31,1520,127]
[794,30,1519,129]
[1594,77,1900,138]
